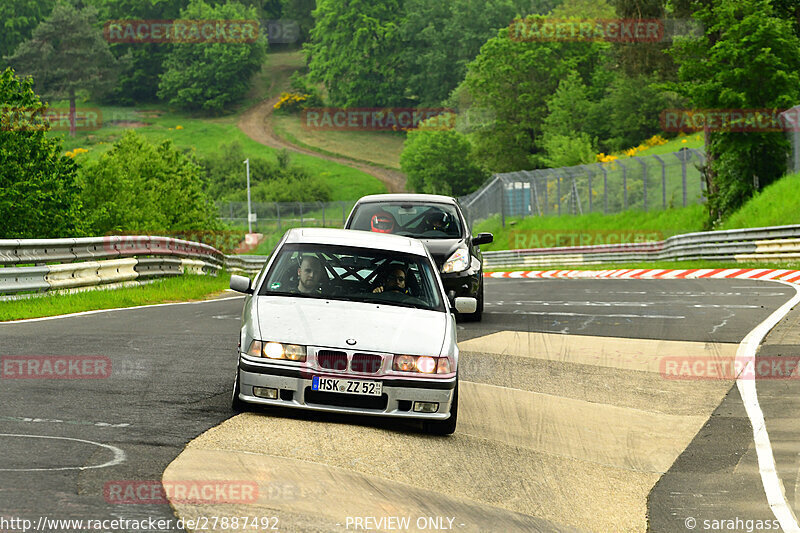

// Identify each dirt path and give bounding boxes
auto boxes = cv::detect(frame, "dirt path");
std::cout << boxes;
[238,96,407,193]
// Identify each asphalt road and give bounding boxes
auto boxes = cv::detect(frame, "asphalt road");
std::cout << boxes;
[0,278,797,532]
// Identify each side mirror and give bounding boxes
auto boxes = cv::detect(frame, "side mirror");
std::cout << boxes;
[472,232,493,246]
[454,297,478,314]
[230,275,253,294]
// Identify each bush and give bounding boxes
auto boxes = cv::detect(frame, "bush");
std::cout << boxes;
[157,0,267,113]
[80,130,220,235]
[201,144,332,203]
[0,68,83,238]
[401,118,489,196]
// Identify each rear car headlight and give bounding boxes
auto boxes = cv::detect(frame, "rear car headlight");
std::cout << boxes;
[442,247,469,273]
[393,355,452,374]
[246,340,307,362]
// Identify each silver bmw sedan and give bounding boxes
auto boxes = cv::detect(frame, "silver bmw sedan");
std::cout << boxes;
[228,227,477,435]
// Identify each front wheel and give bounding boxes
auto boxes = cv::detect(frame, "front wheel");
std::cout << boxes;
[231,368,246,412]
[423,381,458,435]
[466,282,484,322]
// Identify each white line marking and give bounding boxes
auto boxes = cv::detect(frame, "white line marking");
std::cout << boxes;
[0,296,244,324]
[501,310,685,319]
[0,433,126,471]
[735,281,800,532]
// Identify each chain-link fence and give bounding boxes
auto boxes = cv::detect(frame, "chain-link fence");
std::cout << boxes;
[218,201,358,232]
[459,148,707,226]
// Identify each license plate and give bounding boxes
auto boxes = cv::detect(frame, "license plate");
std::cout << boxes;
[312,376,382,396]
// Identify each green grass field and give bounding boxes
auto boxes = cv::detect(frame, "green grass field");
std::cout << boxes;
[272,114,405,170]
[0,274,233,321]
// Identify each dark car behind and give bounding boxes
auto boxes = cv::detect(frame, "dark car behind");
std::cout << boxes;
[344,194,493,320]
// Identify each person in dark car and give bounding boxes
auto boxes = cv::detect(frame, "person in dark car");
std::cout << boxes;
[372,266,409,295]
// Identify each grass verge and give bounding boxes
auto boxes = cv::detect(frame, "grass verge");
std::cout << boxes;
[0,273,234,322]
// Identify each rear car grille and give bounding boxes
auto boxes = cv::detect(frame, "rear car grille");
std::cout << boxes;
[317,350,347,371]
[350,353,382,373]
[305,389,388,410]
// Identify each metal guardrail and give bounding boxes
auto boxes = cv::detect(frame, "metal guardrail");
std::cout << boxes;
[483,224,800,269]
[0,236,268,296]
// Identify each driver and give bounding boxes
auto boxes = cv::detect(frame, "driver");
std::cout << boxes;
[423,211,450,232]
[372,266,409,295]
[296,255,324,294]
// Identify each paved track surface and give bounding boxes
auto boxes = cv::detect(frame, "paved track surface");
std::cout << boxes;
[1,279,797,532]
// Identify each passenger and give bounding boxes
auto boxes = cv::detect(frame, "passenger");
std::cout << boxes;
[296,255,324,294]
[373,266,409,295]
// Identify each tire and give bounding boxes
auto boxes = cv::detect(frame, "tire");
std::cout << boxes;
[231,368,246,412]
[423,381,458,435]
[467,282,484,322]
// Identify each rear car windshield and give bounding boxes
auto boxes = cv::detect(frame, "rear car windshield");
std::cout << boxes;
[258,243,445,312]
[348,203,463,239]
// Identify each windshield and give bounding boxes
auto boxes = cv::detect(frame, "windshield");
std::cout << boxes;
[348,203,463,239]
[258,243,445,312]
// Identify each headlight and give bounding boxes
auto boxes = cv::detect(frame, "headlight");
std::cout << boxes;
[246,340,307,362]
[393,355,452,374]
[442,247,469,273]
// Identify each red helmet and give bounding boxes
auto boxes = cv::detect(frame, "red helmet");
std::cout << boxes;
[370,212,395,233]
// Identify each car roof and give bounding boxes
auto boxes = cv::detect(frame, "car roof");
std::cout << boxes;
[283,227,429,255]
[354,193,457,205]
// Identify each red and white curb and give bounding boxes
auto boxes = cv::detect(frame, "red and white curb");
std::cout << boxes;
[485,268,800,283]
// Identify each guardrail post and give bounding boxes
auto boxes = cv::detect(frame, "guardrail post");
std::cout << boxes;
[342,202,346,226]
[276,202,281,230]
[322,202,326,227]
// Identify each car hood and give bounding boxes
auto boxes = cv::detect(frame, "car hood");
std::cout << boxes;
[419,238,465,267]
[256,297,448,356]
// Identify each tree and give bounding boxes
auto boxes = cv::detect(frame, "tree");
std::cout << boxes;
[461,17,610,171]
[80,131,220,235]
[94,0,185,104]
[535,71,598,167]
[281,0,316,43]
[398,0,522,106]
[0,68,83,238]
[6,3,122,136]
[305,0,407,107]
[401,119,489,196]
[668,0,800,222]
[157,0,267,113]
[607,0,677,79]
[0,0,55,63]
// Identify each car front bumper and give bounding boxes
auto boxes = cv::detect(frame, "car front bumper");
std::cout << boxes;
[441,266,482,299]
[237,358,456,420]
